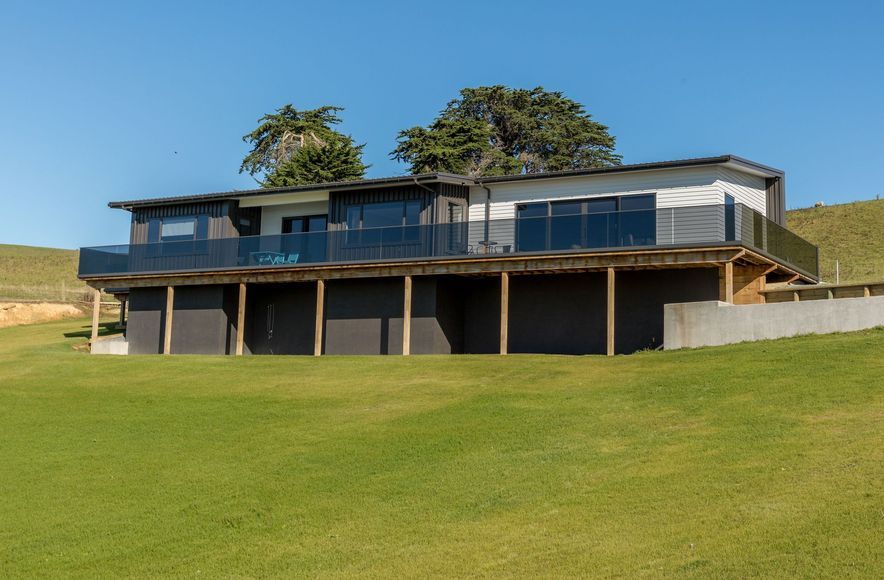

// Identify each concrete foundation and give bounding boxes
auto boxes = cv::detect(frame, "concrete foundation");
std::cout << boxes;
[664,296,884,349]
[90,334,129,355]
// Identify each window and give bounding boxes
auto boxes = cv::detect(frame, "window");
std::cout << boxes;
[344,200,422,244]
[282,215,327,234]
[724,194,736,241]
[146,214,209,257]
[516,194,657,251]
[147,215,209,243]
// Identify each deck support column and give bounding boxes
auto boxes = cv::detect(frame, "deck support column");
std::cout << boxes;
[607,267,615,356]
[793,291,800,302]
[864,286,871,298]
[90,288,101,343]
[500,272,509,355]
[402,275,412,356]
[163,286,174,355]
[720,262,734,304]
[235,282,246,356]
[314,279,325,356]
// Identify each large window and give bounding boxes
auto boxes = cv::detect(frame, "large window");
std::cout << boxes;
[516,194,656,251]
[345,200,422,244]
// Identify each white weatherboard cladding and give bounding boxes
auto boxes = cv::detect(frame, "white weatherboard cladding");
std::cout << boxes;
[260,200,329,235]
[467,166,729,249]
[716,167,766,214]
[463,165,773,250]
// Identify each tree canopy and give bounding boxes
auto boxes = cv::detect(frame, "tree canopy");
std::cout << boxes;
[241,104,368,187]
[391,86,621,177]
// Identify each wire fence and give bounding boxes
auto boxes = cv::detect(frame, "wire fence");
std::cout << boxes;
[0,283,105,304]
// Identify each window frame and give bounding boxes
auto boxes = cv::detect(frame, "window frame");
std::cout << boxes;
[343,199,423,246]
[515,193,657,251]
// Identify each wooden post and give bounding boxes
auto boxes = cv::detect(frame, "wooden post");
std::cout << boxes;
[235,282,247,356]
[314,279,325,356]
[402,275,412,356]
[90,288,101,343]
[720,262,734,304]
[793,291,800,302]
[863,286,871,298]
[827,288,834,300]
[500,272,509,355]
[163,286,174,355]
[607,268,615,356]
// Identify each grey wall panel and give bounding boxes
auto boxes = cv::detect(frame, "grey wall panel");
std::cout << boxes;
[508,273,607,355]
[127,287,166,354]
[324,278,405,355]
[246,283,316,355]
[170,285,236,355]
[130,200,236,244]
[462,277,501,354]
[615,268,719,353]
[433,277,466,354]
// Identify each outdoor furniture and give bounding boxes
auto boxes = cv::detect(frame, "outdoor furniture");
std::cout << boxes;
[250,252,299,266]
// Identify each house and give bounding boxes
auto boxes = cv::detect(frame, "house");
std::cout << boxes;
[78,155,819,356]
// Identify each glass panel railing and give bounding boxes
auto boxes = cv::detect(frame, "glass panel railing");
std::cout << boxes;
[78,204,819,278]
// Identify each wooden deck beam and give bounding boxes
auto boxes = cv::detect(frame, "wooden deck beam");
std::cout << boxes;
[163,286,174,355]
[402,275,412,356]
[500,272,509,355]
[314,279,325,356]
[235,282,246,356]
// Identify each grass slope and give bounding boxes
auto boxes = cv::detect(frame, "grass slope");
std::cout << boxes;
[0,319,881,577]
[787,198,884,283]
[0,244,88,301]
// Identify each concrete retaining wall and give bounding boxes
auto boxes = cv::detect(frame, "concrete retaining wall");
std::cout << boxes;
[664,296,884,349]
[91,335,129,355]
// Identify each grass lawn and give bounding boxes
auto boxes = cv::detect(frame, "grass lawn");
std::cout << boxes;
[0,319,881,577]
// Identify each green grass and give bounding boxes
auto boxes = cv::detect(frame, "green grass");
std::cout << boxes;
[0,244,89,301]
[787,198,884,283]
[0,320,881,577]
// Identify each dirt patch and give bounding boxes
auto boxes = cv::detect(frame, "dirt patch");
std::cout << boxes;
[0,302,88,328]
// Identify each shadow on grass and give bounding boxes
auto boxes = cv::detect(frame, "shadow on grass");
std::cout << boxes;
[64,322,121,340]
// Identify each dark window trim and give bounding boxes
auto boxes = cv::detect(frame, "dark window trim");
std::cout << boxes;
[281,214,328,235]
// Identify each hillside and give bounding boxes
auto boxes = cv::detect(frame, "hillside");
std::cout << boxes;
[787,198,884,283]
[0,244,90,301]
[0,318,881,576]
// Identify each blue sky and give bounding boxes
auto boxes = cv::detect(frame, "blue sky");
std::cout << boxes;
[1,0,882,248]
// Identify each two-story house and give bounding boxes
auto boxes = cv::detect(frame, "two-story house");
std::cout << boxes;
[79,155,818,356]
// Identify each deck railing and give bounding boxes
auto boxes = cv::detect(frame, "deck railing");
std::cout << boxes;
[78,203,819,279]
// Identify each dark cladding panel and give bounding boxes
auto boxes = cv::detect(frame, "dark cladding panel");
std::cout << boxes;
[765,177,786,226]
[324,278,405,355]
[170,285,235,355]
[462,277,501,354]
[247,283,316,355]
[127,287,167,354]
[508,273,607,355]
[615,268,719,353]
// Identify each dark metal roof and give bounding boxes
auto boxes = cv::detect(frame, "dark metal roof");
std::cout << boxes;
[108,155,783,210]
[477,155,784,185]
[108,172,472,209]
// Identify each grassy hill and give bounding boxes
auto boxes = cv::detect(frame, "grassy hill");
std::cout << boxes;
[787,198,884,283]
[0,244,90,301]
[0,318,881,576]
